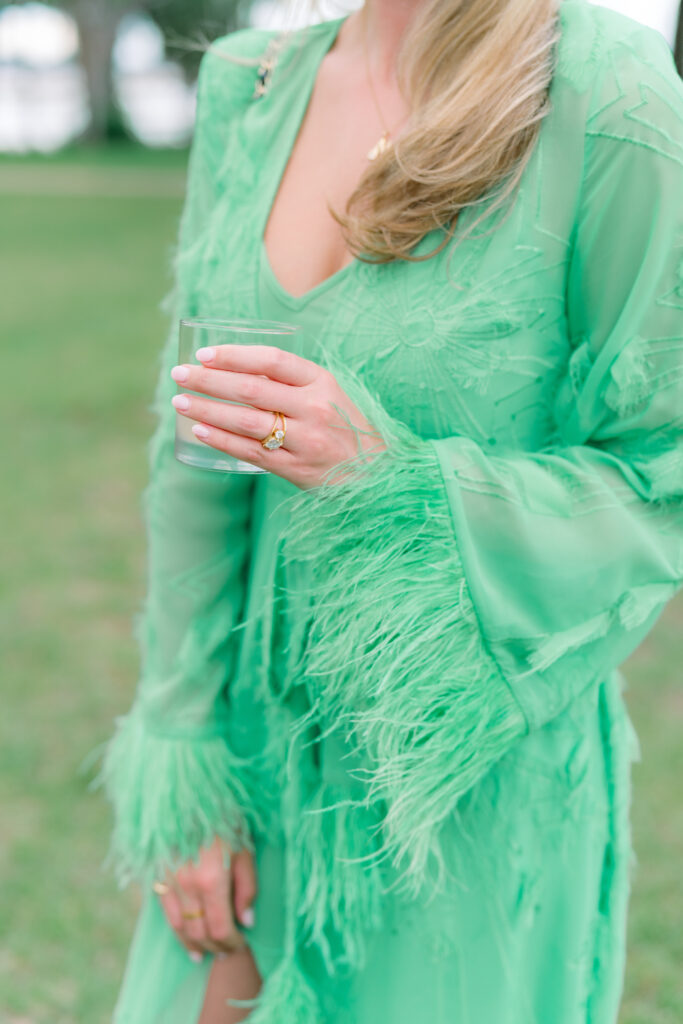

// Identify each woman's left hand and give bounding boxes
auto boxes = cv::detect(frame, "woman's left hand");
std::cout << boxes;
[170,344,386,490]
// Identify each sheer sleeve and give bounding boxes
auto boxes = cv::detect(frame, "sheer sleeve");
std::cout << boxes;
[277,25,683,889]
[99,42,261,887]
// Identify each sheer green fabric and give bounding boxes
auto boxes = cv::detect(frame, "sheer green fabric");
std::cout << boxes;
[99,40,265,885]
[438,60,683,724]
[102,3,683,1022]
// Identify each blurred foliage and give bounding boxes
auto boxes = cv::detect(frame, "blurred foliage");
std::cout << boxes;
[0,0,255,141]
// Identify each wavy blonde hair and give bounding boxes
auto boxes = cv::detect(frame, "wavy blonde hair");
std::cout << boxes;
[207,0,563,263]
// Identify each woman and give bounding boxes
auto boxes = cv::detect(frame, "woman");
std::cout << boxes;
[101,0,683,1021]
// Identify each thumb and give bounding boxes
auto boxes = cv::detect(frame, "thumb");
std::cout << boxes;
[231,848,258,929]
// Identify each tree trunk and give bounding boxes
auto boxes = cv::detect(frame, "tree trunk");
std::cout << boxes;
[71,0,131,142]
[675,0,682,77]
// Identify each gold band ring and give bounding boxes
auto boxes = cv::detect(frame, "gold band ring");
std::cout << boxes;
[260,411,286,450]
[181,908,204,920]
[152,881,170,896]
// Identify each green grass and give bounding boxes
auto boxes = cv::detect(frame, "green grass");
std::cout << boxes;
[0,145,681,1023]
[0,145,184,1022]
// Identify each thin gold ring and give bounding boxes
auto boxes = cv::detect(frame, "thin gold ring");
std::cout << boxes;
[182,908,204,920]
[260,411,286,450]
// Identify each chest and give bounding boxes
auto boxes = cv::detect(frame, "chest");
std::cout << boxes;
[263,122,359,294]
[262,62,410,298]
[196,58,585,453]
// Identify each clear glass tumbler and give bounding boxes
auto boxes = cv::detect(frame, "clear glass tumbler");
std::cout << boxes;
[174,317,301,474]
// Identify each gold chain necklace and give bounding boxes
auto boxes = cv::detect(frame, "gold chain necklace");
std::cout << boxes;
[362,12,394,161]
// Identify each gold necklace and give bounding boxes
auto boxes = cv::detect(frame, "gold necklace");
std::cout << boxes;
[362,13,394,161]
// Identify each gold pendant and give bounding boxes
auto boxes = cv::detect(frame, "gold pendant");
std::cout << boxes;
[367,131,391,161]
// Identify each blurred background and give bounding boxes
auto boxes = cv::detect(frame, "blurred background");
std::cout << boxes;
[0,1,681,1021]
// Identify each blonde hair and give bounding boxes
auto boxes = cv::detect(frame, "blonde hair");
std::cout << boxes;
[206,0,562,263]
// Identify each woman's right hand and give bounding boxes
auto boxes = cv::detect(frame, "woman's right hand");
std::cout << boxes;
[156,837,257,959]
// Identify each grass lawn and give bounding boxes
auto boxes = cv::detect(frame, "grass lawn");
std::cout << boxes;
[0,145,681,1023]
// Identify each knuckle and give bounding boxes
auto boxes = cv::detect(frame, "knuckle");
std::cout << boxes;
[175,866,194,890]
[237,408,262,435]
[196,870,221,895]
[238,376,259,402]
[208,920,231,943]
[306,432,327,460]
[308,395,333,422]
[267,346,287,375]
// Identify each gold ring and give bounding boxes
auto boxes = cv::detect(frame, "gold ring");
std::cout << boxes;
[152,881,170,896]
[260,411,286,450]
[182,908,204,920]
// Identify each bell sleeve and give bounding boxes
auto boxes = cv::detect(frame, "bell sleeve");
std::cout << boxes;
[98,43,262,887]
[278,26,683,888]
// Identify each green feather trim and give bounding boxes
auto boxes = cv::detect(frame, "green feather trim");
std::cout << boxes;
[276,365,529,897]
[228,955,321,1023]
[295,779,386,974]
[94,711,264,886]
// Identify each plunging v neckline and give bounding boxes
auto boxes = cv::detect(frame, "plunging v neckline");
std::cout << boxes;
[258,15,360,306]
[259,238,354,310]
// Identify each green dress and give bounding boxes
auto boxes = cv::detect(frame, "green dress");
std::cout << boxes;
[101,3,683,1021]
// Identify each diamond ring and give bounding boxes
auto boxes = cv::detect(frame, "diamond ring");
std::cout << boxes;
[260,412,287,450]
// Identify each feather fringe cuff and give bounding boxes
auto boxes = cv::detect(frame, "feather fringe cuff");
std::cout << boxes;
[95,711,264,886]
[277,367,529,896]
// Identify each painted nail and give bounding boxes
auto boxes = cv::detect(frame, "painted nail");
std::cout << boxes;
[240,906,255,928]
[171,365,190,383]
[195,346,216,362]
[192,424,210,440]
[172,394,191,411]
[189,951,203,963]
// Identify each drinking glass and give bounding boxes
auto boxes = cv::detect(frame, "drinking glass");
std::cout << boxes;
[174,317,301,474]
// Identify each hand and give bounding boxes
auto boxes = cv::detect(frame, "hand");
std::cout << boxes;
[155,838,257,961]
[170,344,387,490]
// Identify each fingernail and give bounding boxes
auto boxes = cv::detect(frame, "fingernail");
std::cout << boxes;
[189,951,203,963]
[171,365,190,383]
[240,906,255,928]
[195,347,215,362]
[172,394,191,411]
[192,424,210,440]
